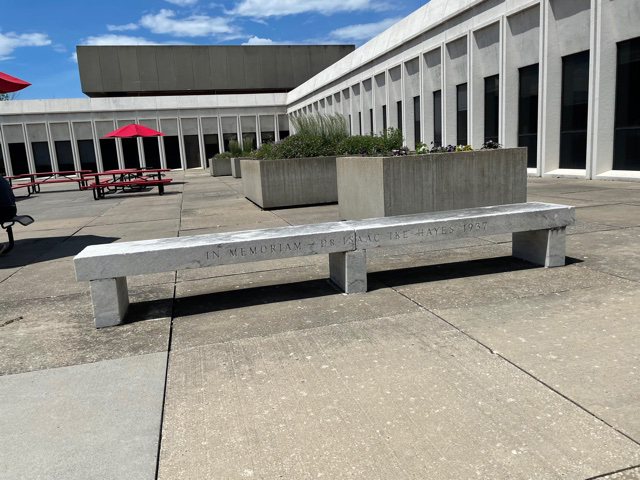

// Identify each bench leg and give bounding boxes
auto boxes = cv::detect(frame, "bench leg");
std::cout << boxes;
[89,277,129,328]
[512,227,567,268]
[329,250,367,293]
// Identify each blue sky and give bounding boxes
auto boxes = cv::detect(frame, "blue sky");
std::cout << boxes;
[1,0,426,100]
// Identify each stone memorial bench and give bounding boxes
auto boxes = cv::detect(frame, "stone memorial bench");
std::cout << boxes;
[74,202,574,328]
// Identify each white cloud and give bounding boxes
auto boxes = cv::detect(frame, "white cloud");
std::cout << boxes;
[243,36,274,45]
[230,0,392,17]
[107,23,140,32]
[0,32,51,60]
[69,34,194,63]
[69,34,159,61]
[53,43,67,53]
[78,34,160,46]
[140,9,236,37]
[329,17,401,42]
[166,0,198,5]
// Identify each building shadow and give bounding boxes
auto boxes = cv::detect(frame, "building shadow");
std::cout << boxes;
[0,235,119,269]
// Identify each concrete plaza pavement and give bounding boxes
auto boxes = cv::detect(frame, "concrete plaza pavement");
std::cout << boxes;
[1,170,639,479]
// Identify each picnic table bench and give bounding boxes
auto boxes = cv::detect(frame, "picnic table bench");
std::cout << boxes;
[74,202,575,328]
[7,170,91,194]
[80,169,172,200]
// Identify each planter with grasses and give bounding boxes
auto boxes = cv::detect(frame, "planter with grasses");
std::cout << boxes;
[337,146,528,220]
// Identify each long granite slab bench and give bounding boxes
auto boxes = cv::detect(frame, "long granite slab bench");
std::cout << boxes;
[74,202,574,328]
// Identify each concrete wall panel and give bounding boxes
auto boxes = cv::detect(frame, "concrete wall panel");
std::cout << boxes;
[156,47,179,92]
[50,123,72,141]
[137,47,159,92]
[209,47,231,90]
[98,47,122,93]
[175,48,195,92]
[118,47,141,93]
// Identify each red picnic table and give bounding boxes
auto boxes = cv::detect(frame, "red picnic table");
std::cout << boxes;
[81,168,172,200]
[7,170,91,195]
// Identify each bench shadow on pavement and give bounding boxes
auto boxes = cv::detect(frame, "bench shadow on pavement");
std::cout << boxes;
[368,255,583,291]
[173,278,341,318]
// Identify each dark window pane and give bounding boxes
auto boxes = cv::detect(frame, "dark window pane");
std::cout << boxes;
[9,143,29,175]
[77,139,97,172]
[32,141,52,173]
[382,105,387,132]
[484,75,499,143]
[369,109,374,135]
[413,96,421,145]
[242,133,257,150]
[279,130,290,140]
[99,139,118,171]
[614,36,640,170]
[560,50,589,169]
[164,136,181,169]
[518,64,539,168]
[222,133,237,152]
[203,134,219,168]
[143,137,161,169]
[397,101,403,133]
[121,138,140,169]
[261,131,275,144]
[457,83,468,145]
[183,135,200,169]
[433,90,442,147]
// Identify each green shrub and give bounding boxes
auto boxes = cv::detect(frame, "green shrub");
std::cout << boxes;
[380,128,404,152]
[229,139,243,157]
[213,152,232,158]
[256,133,336,159]
[254,121,405,159]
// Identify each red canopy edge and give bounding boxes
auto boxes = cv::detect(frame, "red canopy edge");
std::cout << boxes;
[103,124,165,138]
[0,72,31,94]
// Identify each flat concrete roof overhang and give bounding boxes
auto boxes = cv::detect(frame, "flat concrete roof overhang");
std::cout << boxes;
[77,45,356,98]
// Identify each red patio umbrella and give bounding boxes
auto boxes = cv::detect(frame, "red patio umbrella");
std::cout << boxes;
[103,124,165,138]
[0,72,31,94]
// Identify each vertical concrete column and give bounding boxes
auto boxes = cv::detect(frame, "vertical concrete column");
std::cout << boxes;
[197,116,206,169]
[45,122,59,172]
[89,277,130,328]
[0,126,10,175]
[22,123,36,174]
[329,250,367,294]
[137,137,146,169]
[69,122,83,171]
[512,227,567,267]
[90,120,103,172]
[585,0,599,179]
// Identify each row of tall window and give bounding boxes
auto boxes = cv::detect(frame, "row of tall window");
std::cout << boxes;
[334,36,638,171]
[1,128,291,175]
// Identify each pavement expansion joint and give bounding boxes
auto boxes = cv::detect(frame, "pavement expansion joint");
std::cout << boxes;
[382,280,640,451]
[585,464,640,480]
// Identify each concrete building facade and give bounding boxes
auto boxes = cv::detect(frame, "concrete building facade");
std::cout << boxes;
[1,0,639,180]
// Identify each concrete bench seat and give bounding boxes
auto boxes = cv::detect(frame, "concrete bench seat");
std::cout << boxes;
[74,202,574,328]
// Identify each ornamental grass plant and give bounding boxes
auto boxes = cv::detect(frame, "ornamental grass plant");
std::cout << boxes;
[255,113,405,159]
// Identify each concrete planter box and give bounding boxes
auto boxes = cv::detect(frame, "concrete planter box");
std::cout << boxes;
[209,157,232,176]
[337,148,527,220]
[241,156,338,209]
[231,157,252,178]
